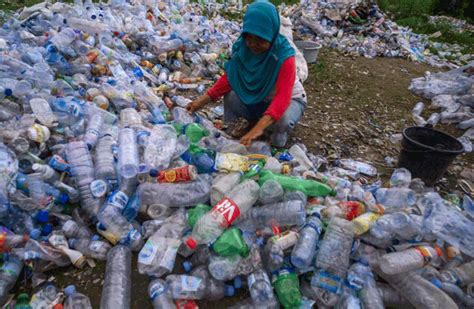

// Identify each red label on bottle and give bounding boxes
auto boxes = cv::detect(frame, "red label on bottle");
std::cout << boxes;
[212,197,241,226]
[157,165,194,183]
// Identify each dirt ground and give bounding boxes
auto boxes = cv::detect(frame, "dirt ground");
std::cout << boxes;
[13,48,474,308]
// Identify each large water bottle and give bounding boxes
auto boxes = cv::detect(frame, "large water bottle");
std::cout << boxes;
[347,263,384,309]
[148,279,175,309]
[100,245,131,309]
[29,98,57,127]
[66,141,100,218]
[208,254,242,282]
[248,269,277,306]
[50,28,77,49]
[83,112,104,149]
[118,128,139,179]
[210,172,242,206]
[423,198,474,257]
[291,214,323,269]
[0,255,23,305]
[370,212,422,240]
[380,246,442,275]
[68,238,111,261]
[237,200,306,230]
[389,168,412,188]
[64,285,92,309]
[94,134,117,182]
[375,268,457,309]
[440,260,474,287]
[185,180,259,249]
[375,188,416,211]
[312,218,354,297]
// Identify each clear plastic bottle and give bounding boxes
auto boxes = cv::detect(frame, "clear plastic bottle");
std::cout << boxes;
[166,274,234,300]
[247,268,277,306]
[312,218,354,297]
[380,246,442,275]
[68,238,111,261]
[375,188,416,212]
[389,168,412,188]
[259,179,284,205]
[370,212,421,240]
[64,285,92,309]
[376,268,458,309]
[50,28,77,49]
[29,98,57,127]
[94,134,117,182]
[118,128,139,179]
[210,172,242,206]
[61,219,93,239]
[347,263,384,309]
[83,112,104,149]
[185,180,259,249]
[0,255,23,305]
[238,200,306,230]
[97,207,143,251]
[291,214,323,269]
[339,159,377,176]
[148,279,175,309]
[190,265,235,300]
[100,245,131,309]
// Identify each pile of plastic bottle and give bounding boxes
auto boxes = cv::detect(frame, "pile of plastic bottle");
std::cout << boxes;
[1,0,474,308]
[409,62,474,153]
[285,0,473,68]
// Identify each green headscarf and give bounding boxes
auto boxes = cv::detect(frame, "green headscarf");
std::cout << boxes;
[225,1,295,105]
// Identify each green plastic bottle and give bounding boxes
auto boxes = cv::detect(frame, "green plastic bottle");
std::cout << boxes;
[272,267,302,308]
[241,160,264,181]
[187,204,211,228]
[259,170,335,197]
[185,123,209,143]
[14,293,31,309]
[211,227,249,257]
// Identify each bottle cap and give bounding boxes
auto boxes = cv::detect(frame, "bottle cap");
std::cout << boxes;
[149,169,158,177]
[224,285,235,297]
[36,210,49,223]
[182,261,193,273]
[30,229,41,240]
[64,285,76,296]
[57,193,70,204]
[430,278,443,289]
[42,223,53,236]
[4,88,12,96]
[233,276,242,289]
[185,237,197,250]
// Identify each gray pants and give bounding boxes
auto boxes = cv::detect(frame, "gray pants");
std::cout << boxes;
[224,91,306,147]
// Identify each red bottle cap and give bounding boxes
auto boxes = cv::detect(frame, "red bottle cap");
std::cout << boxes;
[186,238,197,250]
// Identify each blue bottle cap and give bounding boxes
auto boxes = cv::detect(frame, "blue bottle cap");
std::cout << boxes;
[224,285,235,297]
[430,278,443,289]
[182,261,192,273]
[149,169,158,177]
[41,223,53,236]
[29,229,41,240]
[36,210,49,224]
[57,193,70,204]
[64,285,76,296]
[233,276,242,289]
[4,88,12,96]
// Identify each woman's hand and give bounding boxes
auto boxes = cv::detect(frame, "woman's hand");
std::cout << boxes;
[239,115,274,147]
[186,94,211,113]
[240,127,264,147]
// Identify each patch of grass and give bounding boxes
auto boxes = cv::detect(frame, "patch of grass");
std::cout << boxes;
[378,0,438,19]
[397,16,474,53]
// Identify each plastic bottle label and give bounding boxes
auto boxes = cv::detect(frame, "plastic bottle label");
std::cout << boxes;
[311,270,342,294]
[212,197,240,226]
[108,191,128,210]
[158,166,194,183]
[415,246,434,263]
[139,240,158,265]
[149,281,168,300]
[180,276,202,292]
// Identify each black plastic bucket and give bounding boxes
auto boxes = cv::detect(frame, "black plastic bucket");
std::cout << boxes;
[398,127,464,186]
